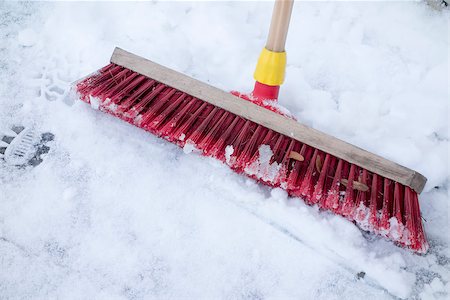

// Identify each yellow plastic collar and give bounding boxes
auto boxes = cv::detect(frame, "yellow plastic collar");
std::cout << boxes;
[253,48,287,86]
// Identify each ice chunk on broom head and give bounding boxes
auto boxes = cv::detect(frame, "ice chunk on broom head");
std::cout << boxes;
[74,0,428,253]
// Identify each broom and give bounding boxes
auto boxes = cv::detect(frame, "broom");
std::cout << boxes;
[74,0,428,253]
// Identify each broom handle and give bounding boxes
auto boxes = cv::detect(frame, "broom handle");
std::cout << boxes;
[266,0,294,52]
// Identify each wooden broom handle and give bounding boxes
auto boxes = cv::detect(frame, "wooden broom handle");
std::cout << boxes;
[266,0,294,52]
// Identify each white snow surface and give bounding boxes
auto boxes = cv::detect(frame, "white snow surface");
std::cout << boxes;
[0,1,448,299]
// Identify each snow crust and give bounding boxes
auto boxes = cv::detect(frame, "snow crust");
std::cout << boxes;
[0,1,448,299]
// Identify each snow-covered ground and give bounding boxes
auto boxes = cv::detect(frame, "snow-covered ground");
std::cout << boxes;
[0,1,448,299]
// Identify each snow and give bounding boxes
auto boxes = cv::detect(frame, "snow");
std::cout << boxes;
[245,145,281,182]
[89,95,100,110]
[17,28,37,47]
[182,141,200,154]
[225,145,234,165]
[0,1,448,299]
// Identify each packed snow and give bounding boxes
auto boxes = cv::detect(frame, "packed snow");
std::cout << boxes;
[0,1,448,299]
[245,145,281,183]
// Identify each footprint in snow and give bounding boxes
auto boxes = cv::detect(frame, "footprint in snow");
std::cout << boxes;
[0,125,54,167]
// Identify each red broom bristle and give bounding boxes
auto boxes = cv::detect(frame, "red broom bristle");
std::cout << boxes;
[354,169,369,223]
[341,164,356,218]
[196,110,229,153]
[312,153,330,204]
[285,144,303,190]
[380,178,393,233]
[298,149,318,203]
[324,159,343,213]
[75,64,429,253]
[274,139,295,188]
[368,174,380,231]
[235,125,266,170]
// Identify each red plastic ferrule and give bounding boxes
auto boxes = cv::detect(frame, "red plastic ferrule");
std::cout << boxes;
[252,81,280,101]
